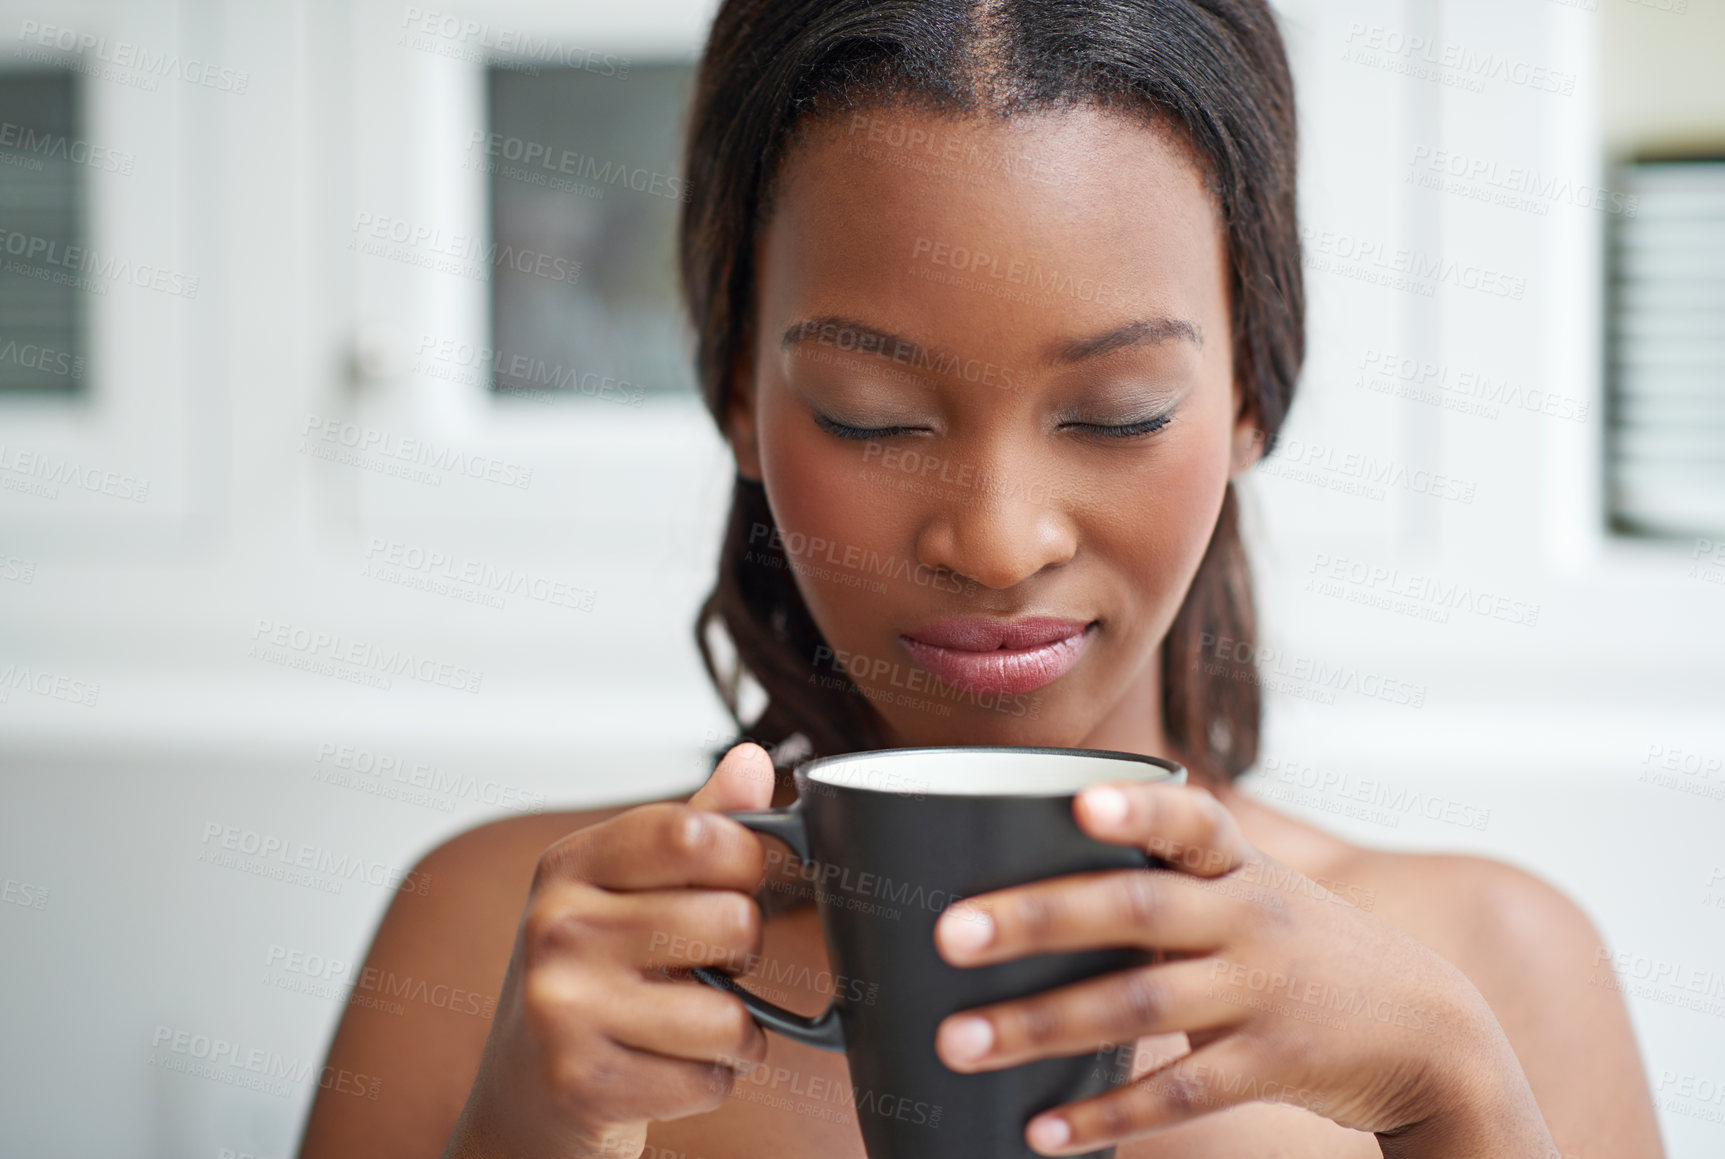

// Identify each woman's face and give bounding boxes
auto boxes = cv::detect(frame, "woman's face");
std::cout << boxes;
[729,104,1258,753]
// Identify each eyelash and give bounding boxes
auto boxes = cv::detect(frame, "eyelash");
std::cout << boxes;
[813,411,1175,441]
[813,413,918,441]
[1066,413,1174,439]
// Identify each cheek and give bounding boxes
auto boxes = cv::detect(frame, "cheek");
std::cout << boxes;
[1092,391,1234,617]
[756,396,902,600]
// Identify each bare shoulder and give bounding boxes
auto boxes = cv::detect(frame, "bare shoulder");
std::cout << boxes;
[1332,846,1601,977]
[1326,843,1664,1158]
[294,801,655,1159]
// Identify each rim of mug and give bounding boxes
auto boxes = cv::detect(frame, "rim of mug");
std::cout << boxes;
[793,745,1187,797]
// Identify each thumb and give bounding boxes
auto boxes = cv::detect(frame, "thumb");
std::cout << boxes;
[688,741,779,813]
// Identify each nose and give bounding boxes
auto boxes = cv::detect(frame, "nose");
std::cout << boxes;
[913,472,1079,591]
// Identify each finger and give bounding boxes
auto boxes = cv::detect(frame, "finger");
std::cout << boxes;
[935,868,1237,965]
[688,741,779,813]
[1025,1037,1307,1156]
[522,881,762,973]
[611,973,771,1071]
[519,967,765,1123]
[935,958,1240,1073]
[690,742,809,884]
[536,802,766,892]
[538,1029,759,1124]
[1075,781,1253,878]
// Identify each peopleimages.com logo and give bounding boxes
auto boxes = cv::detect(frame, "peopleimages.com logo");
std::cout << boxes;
[248,618,484,694]
[299,414,533,491]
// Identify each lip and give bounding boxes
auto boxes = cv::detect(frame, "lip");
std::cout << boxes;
[900,616,1096,696]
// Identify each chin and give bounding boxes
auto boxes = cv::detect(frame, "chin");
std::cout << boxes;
[867,702,1091,750]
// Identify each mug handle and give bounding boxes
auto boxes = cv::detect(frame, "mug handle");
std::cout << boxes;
[690,804,847,1053]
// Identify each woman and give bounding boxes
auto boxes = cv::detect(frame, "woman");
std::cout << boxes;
[298,1,1664,1156]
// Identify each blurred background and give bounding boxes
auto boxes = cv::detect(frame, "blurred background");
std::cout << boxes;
[0,0,1721,1155]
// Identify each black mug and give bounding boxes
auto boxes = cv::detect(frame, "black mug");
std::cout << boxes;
[692,745,1186,1159]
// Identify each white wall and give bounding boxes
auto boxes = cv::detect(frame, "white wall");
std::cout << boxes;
[1602,0,1725,157]
[1,0,1721,1156]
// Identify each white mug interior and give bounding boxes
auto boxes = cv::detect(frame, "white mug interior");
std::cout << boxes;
[802,747,1185,797]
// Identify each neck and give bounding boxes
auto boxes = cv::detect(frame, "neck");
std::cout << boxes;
[1076,639,1178,762]
[1203,776,1352,879]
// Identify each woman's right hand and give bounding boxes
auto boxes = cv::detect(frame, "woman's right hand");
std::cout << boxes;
[441,742,783,1159]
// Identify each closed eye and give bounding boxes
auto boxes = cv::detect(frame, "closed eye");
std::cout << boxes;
[1061,413,1174,439]
[813,412,925,441]
[816,411,1173,440]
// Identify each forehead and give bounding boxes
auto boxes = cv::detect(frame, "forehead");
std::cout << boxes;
[758,104,1229,356]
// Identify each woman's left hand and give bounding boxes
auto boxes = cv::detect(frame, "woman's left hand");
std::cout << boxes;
[931,779,1559,1156]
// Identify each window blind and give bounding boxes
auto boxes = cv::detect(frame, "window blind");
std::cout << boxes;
[1609,159,1725,538]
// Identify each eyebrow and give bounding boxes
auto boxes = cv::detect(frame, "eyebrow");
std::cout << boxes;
[780,314,1202,369]
[1053,317,1203,362]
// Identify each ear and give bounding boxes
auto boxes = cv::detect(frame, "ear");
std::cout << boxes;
[725,347,764,483]
[1228,380,1266,479]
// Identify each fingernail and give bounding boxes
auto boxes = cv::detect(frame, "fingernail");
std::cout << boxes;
[940,1016,993,1063]
[1028,1115,1071,1150]
[940,907,994,955]
[1082,785,1129,826]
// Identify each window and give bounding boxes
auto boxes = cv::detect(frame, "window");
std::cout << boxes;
[0,69,84,395]
[484,62,698,405]
[1608,158,1725,539]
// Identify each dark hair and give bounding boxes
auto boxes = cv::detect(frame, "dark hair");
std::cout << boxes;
[680,0,1303,786]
